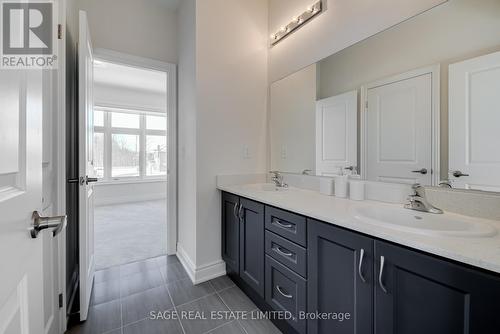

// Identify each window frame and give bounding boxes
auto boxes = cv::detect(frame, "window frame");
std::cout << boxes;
[94,107,167,183]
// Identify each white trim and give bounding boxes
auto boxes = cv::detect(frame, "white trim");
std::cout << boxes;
[56,0,67,332]
[95,194,167,207]
[95,102,165,115]
[176,244,227,285]
[93,49,178,256]
[94,178,166,186]
[360,64,441,186]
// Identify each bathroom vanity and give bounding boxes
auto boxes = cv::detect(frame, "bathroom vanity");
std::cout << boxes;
[219,184,500,334]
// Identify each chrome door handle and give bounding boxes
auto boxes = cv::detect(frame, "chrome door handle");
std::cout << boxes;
[85,176,98,184]
[452,170,469,178]
[379,256,388,293]
[274,246,293,257]
[276,285,293,299]
[411,168,428,175]
[273,218,294,229]
[358,249,366,283]
[30,211,67,238]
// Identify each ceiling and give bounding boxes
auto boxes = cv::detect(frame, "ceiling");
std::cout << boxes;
[94,60,167,93]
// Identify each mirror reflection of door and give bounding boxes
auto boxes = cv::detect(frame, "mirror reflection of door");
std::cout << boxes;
[363,67,439,186]
[315,90,358,177]
[449,51,500,192]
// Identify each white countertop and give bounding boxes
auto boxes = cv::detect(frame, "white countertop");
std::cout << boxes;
[218,183,500,275]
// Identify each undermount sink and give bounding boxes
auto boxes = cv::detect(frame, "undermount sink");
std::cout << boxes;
[353,206,497,238]
[245,183,288,192]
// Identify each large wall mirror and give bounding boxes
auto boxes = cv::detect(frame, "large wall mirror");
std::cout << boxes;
[269,0,500,192]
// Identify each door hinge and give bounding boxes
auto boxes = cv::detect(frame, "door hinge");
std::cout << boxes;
[58,24,63,39]
[58,293,63,308]
[365,101,368,109]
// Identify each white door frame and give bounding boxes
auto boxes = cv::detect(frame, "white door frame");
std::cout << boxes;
[360,65,441,185]
[55,0,67,331]
[93,48,178,255]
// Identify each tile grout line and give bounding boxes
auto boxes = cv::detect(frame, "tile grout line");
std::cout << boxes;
[152,258,187,333]
[210,282,251,334]
[165,281,187,334]
[202,320,238,334]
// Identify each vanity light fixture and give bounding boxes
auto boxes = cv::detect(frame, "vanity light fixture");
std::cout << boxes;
[270,0,323,46]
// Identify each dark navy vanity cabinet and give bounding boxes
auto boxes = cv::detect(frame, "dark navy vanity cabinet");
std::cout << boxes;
[221,191,500,334]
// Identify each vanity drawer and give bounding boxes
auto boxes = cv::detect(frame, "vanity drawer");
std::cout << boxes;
[265,255,307,334]
[265,206,307,247]
[265,231,307,277]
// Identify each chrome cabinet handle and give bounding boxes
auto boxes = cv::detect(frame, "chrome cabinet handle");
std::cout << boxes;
[452,170,469,178]
[233,203,239,219]
[273,218,293,229]
[274,246,293,257]
[358,249,366,283]
[379,256,388,293]
[411,168,428,175]
[276,285,293,299]
[30,211,67,239]
[238,204,244,220]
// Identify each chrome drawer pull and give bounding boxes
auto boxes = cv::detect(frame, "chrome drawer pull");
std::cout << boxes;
[273,218,293,229]
[274,246,293,257]
[358,248,366,283]
[379,256,388,293]
[276,285,293,299]
[233,203,239,219]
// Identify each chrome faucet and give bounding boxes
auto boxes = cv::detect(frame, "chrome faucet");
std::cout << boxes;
[404,184,443,214]
[270,171,288,188]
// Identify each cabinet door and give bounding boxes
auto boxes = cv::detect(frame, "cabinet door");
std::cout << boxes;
[308,219,374,334]
[221,192,240,274]
[375,241,500,334]
[239,198,265,297]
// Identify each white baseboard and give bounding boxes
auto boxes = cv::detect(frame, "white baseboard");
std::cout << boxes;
[176,243,226,285]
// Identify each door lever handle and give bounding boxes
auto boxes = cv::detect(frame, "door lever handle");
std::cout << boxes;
[86,176,98,184]
[30,211,67,238]
[452,170,469,178]
[411,168,428,175]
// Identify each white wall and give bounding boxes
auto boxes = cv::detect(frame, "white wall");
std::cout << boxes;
[94,181,166,206]
[176,0,268,279]
[195,0,268,267]
[94,84,167,112]
[270,64,316,173]
[177,0,198,265]
[268,0,447,81]
[77,0,178,63]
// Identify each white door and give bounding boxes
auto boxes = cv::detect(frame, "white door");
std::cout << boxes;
[365,71,434,185]
[449,51,500,191]
[315,90,358,176]
[78,10,96,321]
[0,70,45,332]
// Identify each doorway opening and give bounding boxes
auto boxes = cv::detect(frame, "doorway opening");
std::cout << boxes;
[91,51,177,270]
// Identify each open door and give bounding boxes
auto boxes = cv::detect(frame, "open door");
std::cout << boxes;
[78,10,97,321]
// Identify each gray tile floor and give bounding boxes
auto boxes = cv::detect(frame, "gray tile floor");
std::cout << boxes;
[94,200,167,270]
[67,255,282,334]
